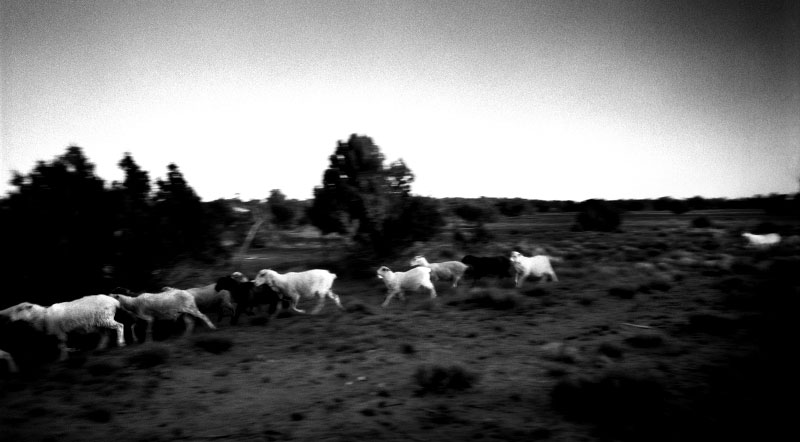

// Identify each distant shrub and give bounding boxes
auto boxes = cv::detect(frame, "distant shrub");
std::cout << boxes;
[608,286,637,299]
[192,335,234,354]
[400,343,416,355]
[572,200,622,232]
[447,289,522,310]
[691,216,713,228]
[414,363,479,394]
[597,341,623,359]
[79,407,113,423]
[345,300,377,315]
[624,331,665,348]
[638,279,672,293]
[126,345,170,368]
[86,360,122,376]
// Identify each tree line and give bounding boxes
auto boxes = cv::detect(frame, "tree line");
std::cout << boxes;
[2,138,797,305]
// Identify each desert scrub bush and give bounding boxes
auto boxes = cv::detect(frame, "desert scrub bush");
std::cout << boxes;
[608,285,637,299]
[126,344,170,369]
[86,360,122,376]
[691,216,713,228]
[638,278,672,293]
[624,330,665,348]
[550,366,668,439]
[572,199,622,232]
[413,363,479,394]
[345,300,377,315]
[192,335,233,354]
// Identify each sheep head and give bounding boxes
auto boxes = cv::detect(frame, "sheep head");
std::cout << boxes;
[376,266,392,279]
[409,256,427,267]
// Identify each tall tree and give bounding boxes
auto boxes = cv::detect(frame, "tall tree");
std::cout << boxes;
[152,163,207,259]
[309,134,441,255]
[0,146,113,303]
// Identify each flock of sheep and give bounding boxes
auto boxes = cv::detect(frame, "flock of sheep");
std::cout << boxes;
[0,250,559,374]
[0,231,781,374]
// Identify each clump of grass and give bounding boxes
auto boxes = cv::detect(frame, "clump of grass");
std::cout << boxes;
[192,335,234,354]
[79,406,113,423]
[539,342,581,364]
[608,285,637,299]
[413,363,479,394]
[126,345,170,369]
[691,216,713,228]
[345,300,377,315]
[624,331,665,348]
[597,341,624,359]
[447,289,523,310]
[638,279,672,293]
[400,343,417,355]
[86,360,122,376]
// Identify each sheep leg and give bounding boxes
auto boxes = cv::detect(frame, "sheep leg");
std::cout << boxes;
[97,331,110,350]
[310,296,326,315]
[382,290,400,308]
[0,353,18,373]
[140,315,155,342]
[549,271,559,282]
[425,284,437,299]
[55,332,69,362]
[327,291,344,310]
[112,321,125,347]
[186,309,216,331]
[183,314,196,336]
[288,293,306,314]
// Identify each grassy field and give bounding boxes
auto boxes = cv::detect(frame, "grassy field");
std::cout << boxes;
[1,210,798,441]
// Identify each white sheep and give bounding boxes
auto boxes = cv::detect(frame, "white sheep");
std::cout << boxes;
[253,269,342,314]
[742,232,781,249]
[509,251,559,287]
[0,349,18,374]
[111,288,216,341]
[12,295,126,361]
[376,266,436,308]
[409,256,468,288]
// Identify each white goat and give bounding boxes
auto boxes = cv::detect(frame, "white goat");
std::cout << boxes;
[409,256,468,288]
[742,232,781,249]
[111,289,216,341]
[376,266,436,308]
[509,251,559,287]
[0,349,18,374]
[253,269,342,315]
[3,296,127,361]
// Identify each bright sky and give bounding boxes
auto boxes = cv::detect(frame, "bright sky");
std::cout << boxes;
[1,0,799,201]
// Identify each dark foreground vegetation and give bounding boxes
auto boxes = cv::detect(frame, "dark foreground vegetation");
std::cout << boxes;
[1,139,799,441]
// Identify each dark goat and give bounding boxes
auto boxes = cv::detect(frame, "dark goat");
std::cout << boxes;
[214,276,286,325]
[461,255,513,281]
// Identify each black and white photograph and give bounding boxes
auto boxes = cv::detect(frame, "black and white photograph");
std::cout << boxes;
[1,1,798,441]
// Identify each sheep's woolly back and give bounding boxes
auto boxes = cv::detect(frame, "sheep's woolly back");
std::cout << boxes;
[44,295,120,335]
[115,289,198,320]
[378,266,432,291]
[258,269,336,296]
[188,284,232,311]
[410,256,467,280]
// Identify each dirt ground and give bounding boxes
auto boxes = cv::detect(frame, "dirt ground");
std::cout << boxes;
[1,211,797,441]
